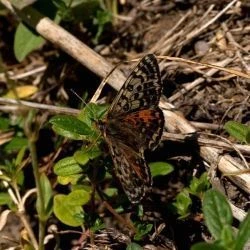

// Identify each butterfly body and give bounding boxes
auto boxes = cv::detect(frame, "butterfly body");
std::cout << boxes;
[98,54,164,203]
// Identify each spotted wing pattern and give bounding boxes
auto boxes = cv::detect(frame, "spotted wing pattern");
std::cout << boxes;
[101,54,164,203]
[108,54,162,114]
[106,139,151,204]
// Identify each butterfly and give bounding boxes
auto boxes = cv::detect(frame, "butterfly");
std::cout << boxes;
[98,54,164,203]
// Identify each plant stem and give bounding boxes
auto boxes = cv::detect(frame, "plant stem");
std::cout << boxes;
[25,111,46,250]
[28,139,46,250]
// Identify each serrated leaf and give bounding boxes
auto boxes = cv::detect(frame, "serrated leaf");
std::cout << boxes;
[149,161,173,177]
[203,190,232,240]
[53,194,84,227]
[224,121,250,143]
[4,85,38,99]
[54,157,82,176]
[234,212,250,250]
[50,115,92,139]
[14,22,45,62]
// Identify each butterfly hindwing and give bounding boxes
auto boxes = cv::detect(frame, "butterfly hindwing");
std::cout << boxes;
[107,138,151,203]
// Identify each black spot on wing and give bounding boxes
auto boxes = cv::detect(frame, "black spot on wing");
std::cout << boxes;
[109,54,162,115]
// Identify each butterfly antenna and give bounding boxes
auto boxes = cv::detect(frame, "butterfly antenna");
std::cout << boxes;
[70,89,97,115]
[85,130,103,153]
[70,89,87,105]
[90,56,144,104]
[90,61,124,103]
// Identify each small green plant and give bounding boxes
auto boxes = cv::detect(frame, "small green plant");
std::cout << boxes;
[0,111,54,250]
[172,172,210,218]
[224,121,250,144]
[12,0,114,61]
[50,103,173,230]
[192,189,250,250]
[50,103,107,225]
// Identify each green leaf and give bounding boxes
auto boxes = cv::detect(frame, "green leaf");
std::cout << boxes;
[78,103,107,127]
[126,242,143,250]
[134,223,153,241]
[50,115,93,140]
[16,170,24,187]
[104,188,118,197]
[173,189,192,219]
[14,22,45,62]
[90,218,105,232]
[224,121,250,143]
[15,146,27,167]
[74,150,90,165]
[54,157,82,176]
[220,225,235,248]
[188,173,210,197]
[0,117,9,130]
[4,137,28,152]
[203,190,232,240]
[66,189,90,206]
[36,173,53,219]
[51,0,73,21]
[149,161,174,177]
[0,192,12,206]
[57,174,82,185]
[53,194,84,227]
[92,9,112,44]
[191,242,226,250]
[72,184,92,193]
[234,212,250,250]
[86,145,102,159]
[74,146,102,166]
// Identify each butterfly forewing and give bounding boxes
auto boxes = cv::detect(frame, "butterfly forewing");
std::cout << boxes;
[122,107,164,151]
[108,54,162,115]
